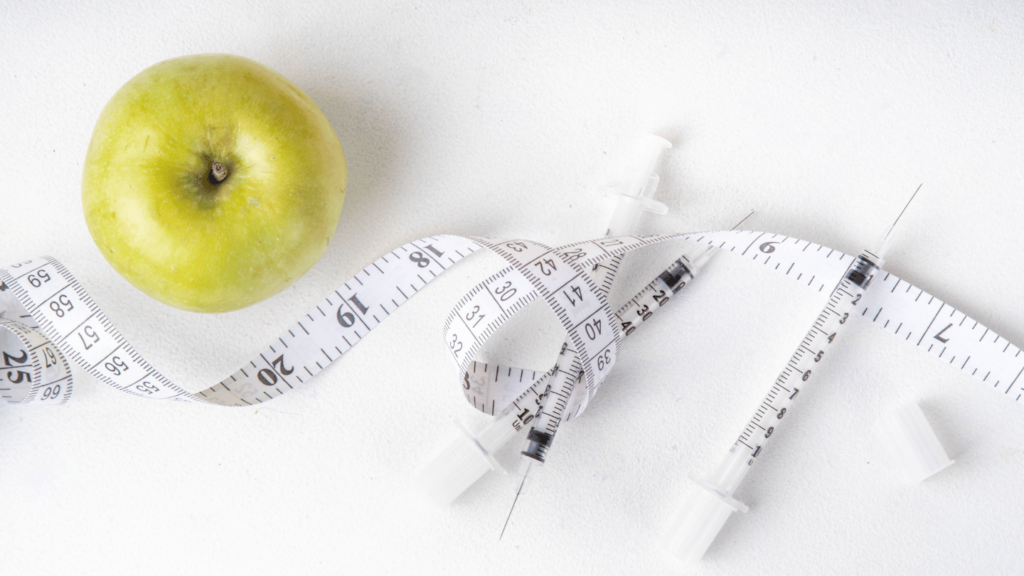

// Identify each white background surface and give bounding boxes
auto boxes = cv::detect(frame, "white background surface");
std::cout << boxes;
[3,1,1024,574]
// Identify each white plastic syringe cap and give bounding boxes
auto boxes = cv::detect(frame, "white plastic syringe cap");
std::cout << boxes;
[879,402,954,483]
[662,475,748,564]
[413,424,500,507]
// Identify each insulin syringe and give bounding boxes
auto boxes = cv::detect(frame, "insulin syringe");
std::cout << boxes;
[663,185,923,563]
[501,134,677,535]
[415,239,721,510]
[501,224,754,535]
[416,134,677,508]
[415,164,752,529]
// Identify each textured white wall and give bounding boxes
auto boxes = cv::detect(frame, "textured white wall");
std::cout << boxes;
[2,1,1024,574]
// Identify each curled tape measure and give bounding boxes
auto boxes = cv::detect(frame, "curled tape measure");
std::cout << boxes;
[2,230,1022,425]
[448,231,1024,449]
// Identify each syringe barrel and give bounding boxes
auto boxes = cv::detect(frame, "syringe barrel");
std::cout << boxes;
[478,408,521,453]
[606,188,651,237]
[709,448,752,496]
[723,252,880,481]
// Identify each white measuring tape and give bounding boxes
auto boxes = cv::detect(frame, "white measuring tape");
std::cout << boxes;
[1,236,481,406]
[444,230,1024,454]
[2,230,1022,426]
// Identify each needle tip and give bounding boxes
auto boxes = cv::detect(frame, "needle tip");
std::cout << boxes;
[876,184,924,259]
[499,474,528,540]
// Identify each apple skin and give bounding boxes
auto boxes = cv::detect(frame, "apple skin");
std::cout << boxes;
[82,54,346,313]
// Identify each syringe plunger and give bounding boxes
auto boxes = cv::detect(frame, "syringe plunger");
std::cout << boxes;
[413,417,517,507]
[605,134,671,237]
[663,473,748,564]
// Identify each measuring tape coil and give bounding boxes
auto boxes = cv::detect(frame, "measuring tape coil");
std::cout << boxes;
[0,316,72,405]
[3,231,1022,422]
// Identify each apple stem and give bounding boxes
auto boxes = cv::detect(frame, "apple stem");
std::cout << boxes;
[209,162,229,185]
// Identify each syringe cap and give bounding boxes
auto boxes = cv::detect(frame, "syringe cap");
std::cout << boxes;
[662,475,747,564]
[879,402,954,483]
[412,424,500,508]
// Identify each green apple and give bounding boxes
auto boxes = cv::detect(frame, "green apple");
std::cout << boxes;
[82,54,347,313]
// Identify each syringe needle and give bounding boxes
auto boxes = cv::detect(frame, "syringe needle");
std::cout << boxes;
[732,209,755,230]
[875,183,923,259]
[499,470,529,540]
[687,210,755,270]
[885,183,923,238]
